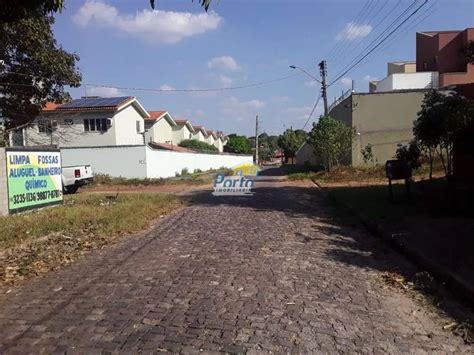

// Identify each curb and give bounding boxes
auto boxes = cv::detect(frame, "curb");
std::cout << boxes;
[312,179,474,307]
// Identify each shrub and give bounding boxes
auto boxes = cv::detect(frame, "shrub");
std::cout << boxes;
[361,143,377,165]
[308,115,356,171]
[395,141,421,170]
[224,136,252,154]
[178,139,218,153]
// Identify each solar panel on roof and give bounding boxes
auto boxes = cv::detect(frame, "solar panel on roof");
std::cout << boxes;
[58,96,131,109]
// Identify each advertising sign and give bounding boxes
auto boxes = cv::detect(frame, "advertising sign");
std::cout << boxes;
[212,162,260,196]
[6,149,63,212]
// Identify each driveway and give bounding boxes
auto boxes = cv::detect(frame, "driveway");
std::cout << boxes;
[0,179,471,353]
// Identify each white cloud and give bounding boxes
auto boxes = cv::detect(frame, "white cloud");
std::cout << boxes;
[195,109,205,117]
[340,77,352,87]
[207,56,241,71]
[159,84,175,91]
[219,96,265,121]
[305,80,319,88]
[271,95,290,103]
[219,75,233,86]
[336,22,372,41]
[287,105,314,119]
[364,75,378,82]
[287,102,323,120]
[72,1,222,44]
[86,86,125,97]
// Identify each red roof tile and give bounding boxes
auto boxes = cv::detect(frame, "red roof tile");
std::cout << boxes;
[42,102,61,111]
[145,110,167,121]
[149,141,195,153]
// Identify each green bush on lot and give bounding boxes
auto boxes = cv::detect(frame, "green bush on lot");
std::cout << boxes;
[178,139,218,153]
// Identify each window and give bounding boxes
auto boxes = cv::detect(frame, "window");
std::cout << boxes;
[38,119,58,133]
[136,120,142,133]
[84,118,108,132]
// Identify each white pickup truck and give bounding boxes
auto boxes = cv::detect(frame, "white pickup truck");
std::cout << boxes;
[62,165,93,194]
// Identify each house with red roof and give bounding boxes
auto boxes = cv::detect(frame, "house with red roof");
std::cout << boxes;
[172,119,195,144]
[191,125,208,142]
[23,96,149,147]
[144,110,177,145]
[205,129,218,148]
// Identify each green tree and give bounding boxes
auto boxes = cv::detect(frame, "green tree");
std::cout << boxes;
[1,0,65,22]
[178,139,218,153]
[277,128,307,161]
[1,1,213,21]
[413,90,472,178]
[308,115,356,171]
[0,15,81,142]
[224,135,252,154]
[395,141,421,171]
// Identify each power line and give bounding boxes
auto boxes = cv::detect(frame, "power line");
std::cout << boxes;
[329,0,429,87]
[302,93,322,131]
[331,1,438,89]
[1,70,299,93]
[330,0,422,83]
[342,1,437,78]
[326,0,373,62]
[329,0,390,65]
[330,0,402,75]
[376,0,438,54]
[85,74,298,93]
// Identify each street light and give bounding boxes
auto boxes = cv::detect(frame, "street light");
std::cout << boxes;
[289,65,321,84]
[290,63,329,116]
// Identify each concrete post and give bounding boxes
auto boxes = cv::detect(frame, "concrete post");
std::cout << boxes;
[0,148,9,216]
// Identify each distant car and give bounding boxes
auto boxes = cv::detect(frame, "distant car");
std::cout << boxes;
[62,165,93,194]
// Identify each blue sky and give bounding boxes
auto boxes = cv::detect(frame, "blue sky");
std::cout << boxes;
[54,0,473,136]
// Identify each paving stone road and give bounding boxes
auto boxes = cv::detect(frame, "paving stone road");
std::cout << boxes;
[0,178,471,353]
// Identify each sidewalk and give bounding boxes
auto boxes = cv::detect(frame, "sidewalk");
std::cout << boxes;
[315,179,474,306]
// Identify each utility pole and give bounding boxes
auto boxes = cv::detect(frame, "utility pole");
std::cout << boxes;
[319,60,328,116]
[255,115,259,166]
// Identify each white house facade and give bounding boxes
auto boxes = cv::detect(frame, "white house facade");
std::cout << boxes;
[23,96,149,147]
[144,111,177,144]
[192,126,208,142]
[215,135,224,152]
[206,130,217,147]
[373,72,439,93]
[172,119,195,144]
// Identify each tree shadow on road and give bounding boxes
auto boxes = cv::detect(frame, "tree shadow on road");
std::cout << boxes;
[188,183,474,341]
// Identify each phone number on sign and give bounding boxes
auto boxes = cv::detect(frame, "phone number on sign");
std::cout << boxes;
[11,189,63,205]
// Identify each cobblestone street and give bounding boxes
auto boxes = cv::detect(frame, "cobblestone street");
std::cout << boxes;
[0,179,471,353]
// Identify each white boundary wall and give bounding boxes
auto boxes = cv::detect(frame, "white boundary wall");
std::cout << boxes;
[60,146,252,179]
[375,72,439,92]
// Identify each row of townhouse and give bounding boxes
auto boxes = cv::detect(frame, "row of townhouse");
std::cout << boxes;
[297,27,474,167]
[16,96,228,152]
[144,111,225,152]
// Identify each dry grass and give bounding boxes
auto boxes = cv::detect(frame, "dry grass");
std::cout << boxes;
[0,193,184,285]
[288,164,445,184]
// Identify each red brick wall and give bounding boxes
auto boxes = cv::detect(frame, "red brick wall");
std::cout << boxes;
[417,29,474,86]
